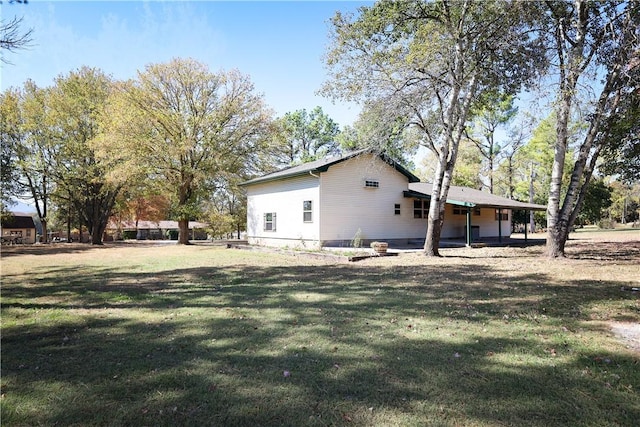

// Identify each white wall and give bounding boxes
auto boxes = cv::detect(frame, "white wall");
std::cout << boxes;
[246,174,321,248]
[319,154,425,244]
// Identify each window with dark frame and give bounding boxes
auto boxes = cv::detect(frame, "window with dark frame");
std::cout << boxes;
[303,200,313,222]
[495,210,509,221]
[413,200,429,218]
[453,206,481,216]
[364,179,380,188]
[264,212,276,231]
[394,203,401,215]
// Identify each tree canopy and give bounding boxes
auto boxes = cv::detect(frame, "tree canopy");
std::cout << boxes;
[272,106,340,166]
[322,0,545,255]
[102,58,273,244]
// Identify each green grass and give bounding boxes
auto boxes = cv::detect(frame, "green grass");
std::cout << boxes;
[1,240,639,426]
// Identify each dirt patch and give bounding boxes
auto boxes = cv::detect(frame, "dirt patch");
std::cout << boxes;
[610,322,640,353]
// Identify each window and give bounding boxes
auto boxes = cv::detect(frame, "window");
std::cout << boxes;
[453,206,480,216]
[303,200,313,222]
[394,203,401,215]
[413,200,430,218]
[364,179,379,188]
[495,210,508,221]
[264,212,276,231]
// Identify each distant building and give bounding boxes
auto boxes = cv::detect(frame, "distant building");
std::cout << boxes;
[105,220,209,241]
[1,213,37,244]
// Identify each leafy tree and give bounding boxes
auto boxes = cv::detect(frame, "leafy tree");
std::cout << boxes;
[421,138,482,189]
[0,82,54,240]
[465,92,518,193]
[493,117,532,200]
[599,83,640,183]
[0,89,20,218]
[336,100,419,167]
[272,106,340,166]
[47,67,122,245]
[104,58,272,244]
[451,139,483,189]
[202,175,246,240]
[322,0,545,256]
[576,179,612,225]
[541,0,640,257]
[607,181,640,223]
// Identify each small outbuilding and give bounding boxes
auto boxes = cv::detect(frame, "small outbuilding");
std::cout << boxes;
[241,150,546,249]
[1,213,37,244]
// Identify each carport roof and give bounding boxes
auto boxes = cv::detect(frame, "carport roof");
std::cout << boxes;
[406,183,547,211]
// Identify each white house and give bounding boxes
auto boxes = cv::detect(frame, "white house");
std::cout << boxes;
[241,150,545,249]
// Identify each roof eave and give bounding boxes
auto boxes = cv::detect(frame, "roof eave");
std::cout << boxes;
[240,169,320,187]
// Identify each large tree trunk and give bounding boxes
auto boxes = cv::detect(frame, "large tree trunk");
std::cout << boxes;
[423,69,477,256]
[545,0,584,258]
[424,152,448,256]
[544,0,630,258]
[546,225,568,258]
[91,222,105,245]
[178,219,190,244]
[40,219,47,244]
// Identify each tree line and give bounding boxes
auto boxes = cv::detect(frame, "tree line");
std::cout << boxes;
[2,0,639,257]
[0,60,351,244]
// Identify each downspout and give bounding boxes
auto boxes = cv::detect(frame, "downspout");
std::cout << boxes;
[309,170,321,247]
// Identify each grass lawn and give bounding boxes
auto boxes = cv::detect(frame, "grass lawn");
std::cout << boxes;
[1,230,639,426]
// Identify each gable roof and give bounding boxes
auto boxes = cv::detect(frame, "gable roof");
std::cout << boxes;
[241,149,420,186]
[407,183,547,211]
[1,213,36,229]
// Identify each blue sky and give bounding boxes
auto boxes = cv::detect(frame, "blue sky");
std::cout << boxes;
[1,0,373,126]
[1,1,375,212]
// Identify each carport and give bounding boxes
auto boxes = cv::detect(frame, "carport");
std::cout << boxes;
[405,183,547,247]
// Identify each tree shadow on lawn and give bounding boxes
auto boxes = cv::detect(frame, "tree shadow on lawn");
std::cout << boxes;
[2,262,639,426]
[0,243,114,258]
[565,239,640,261]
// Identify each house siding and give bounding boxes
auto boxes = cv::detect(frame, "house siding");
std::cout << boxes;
[1,215,37,244]
[1,227,36,244]
[246,174,321,248]
[319,154,424,245]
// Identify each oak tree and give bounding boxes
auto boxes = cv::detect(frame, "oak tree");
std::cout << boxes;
[104,58,272,244]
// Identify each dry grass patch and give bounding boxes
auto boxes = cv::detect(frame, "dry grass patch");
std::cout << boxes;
[1,232,639,426]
